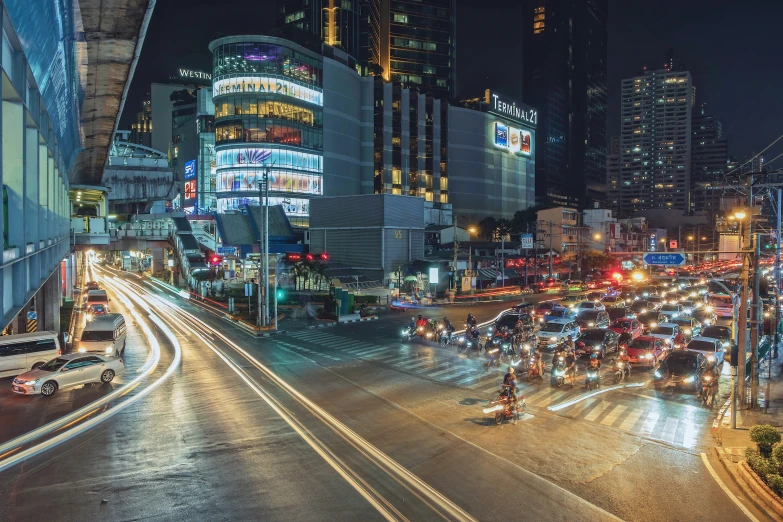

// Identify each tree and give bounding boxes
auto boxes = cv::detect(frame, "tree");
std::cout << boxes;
[580,249,614,273]
[512,205,549,233]
[478,217,498,240]
[495,219,513,241]
[311,262,329,291]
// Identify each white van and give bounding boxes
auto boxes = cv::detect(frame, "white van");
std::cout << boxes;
[84,289,109,310]
[78,313,127,356]
[0,331,62,378]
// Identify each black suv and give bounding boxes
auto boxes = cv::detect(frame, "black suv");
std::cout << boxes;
[574,310,610,330]
[653,351,707,391]
[575,328,619,358]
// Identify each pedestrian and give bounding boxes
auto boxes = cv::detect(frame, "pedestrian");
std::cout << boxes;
[306,301,316,326]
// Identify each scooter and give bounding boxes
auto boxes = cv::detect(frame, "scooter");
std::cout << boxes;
[700,374,717,407]
[551,356,566,388]
[613,361,631,384]
[483,388,527,425]
[585,367,601,390]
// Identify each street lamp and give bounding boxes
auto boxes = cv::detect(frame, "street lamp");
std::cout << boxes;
[593,233,602,240]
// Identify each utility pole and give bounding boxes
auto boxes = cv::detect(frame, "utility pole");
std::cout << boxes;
[533,222,539,285]
[548,220,553,279]
[576,214,583,280]
[257,167,271,328]
[776,188,781,359]
[738,237,749,408]
[452,236,459,293]
[524,222,529,285]
[500,232,505,288]
[751,234,761,407]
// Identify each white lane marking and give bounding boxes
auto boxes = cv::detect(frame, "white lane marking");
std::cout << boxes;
[618,408,645,431]
[546,383,624,411]
[660,417,680,443]
[681,420,699,449]
[427,366,464,378]
[438,368,476,382]
[639,412,660,438]
[535,390,569,408]
[600,404,627,426]
[565,397,597,417]
[398,358,437,371]
[701,453,761,522]
[584,401,612,422]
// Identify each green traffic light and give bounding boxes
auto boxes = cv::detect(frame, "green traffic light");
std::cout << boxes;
[276,290,284,299]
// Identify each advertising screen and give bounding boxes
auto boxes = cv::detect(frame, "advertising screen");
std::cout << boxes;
[494,122,533,157]
[184,160,197,180]
[184,180,197,201]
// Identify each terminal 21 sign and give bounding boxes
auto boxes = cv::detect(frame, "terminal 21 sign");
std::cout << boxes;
[493,122,532,157]
[212,76,323,106]
[485,90,537,127]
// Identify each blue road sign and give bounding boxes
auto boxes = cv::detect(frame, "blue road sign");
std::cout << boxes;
[217,246,237,256]
[27,311,37,321]
[643,252,686,266]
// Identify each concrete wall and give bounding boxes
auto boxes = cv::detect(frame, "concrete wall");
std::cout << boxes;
[447,106,536,221]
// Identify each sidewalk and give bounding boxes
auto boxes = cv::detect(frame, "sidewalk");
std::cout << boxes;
[715,348,783,520]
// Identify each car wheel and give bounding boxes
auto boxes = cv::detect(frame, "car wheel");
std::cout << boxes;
[41,381,58,397]
[100,369,115,383]
[31,361,44,370]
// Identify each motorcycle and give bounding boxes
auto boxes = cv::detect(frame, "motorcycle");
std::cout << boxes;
[439,329,455,347]
[701,374,717,407]
[483,347,501,369]
[613,361,631,384]
[401,325,417,342]
[483,389,526,425]
[585,367,601,390]
[526,357,544,382]
[551,356,567,388]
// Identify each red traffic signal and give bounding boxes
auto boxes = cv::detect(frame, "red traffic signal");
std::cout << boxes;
[211,255,222,265]
[305,253,314,261]
[285,253,302,262]
[319,253,329,261]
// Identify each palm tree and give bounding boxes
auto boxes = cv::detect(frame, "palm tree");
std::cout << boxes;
[291,262,309,291]
[311,262,329,291]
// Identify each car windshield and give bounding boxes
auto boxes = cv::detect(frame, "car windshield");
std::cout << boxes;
[81,330,114,342]
[688,340,716,352]
[628,339,655,350]
[562,296,581,302]
[540,323,565,333]
[602,297,619,302]
[89,305,106,312]
[651,326,674,336]
[496,315,518,328]
[648,296,663,303]
[579,302,596,308]
[39,358,68,371]
[660,304,679,312]
[537,303,556,310]
[577,311,600,320]
[579,330,606,341]
[703,326,730,339]
[630,301,650,311]
[612,320,632,328]
[547,310,567,317]
[680,301,694,308]
[665,355,699,371]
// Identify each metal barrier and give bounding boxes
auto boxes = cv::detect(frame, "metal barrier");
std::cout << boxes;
[344,280,384,290]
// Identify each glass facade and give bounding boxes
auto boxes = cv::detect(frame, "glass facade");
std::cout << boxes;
[210,37,324,223]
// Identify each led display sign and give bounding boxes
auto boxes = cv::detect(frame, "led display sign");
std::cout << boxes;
[184,159,197,179]
[493,122,533,156]
[485,89,537,127]
[179,68,211,81]
[213,76,323,106]
[184,180,197,201]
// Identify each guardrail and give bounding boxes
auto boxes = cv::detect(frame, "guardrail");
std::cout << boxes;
[344,280,384,290]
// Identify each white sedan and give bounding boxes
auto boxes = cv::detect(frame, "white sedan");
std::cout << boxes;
[12,353,124,396]
[575,301,606,312]
[648,323,682,347]
[535,320,581,350]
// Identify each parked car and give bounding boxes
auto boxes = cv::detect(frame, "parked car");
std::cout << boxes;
[586,291,604,301]
[691,307,717,326]
[646,295,665,310]
[559,294,588,309]
[636,311,665,332]
[653,351,707,391]
[535,320,581,350]
[86,303,109,322]
[629,300,652,316]
[533,301,564,318]
[701,325,732,348]
[678,300,699,314]
[511,302,535,314]
[575,328,619,358]
[574,310,610,330]
[85,281,101,291]
[624,336,668,366]
[607,318,643,339]
[11,353,124,396]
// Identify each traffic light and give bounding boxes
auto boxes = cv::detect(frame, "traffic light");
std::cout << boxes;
[285,253,302,262]
[319,253,329,261]
[276,288,285,300]
[305,253,314,261]
[211,255,222,266]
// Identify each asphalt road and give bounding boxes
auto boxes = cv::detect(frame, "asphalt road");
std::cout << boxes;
[0,271,768,521]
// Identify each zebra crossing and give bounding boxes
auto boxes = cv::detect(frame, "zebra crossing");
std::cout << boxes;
[284,329,705,448]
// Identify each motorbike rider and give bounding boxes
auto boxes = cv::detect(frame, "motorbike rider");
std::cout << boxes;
[697,365,718,398]
[416,314,428,328]
[586,353,602,387]
[466,313,477,328]
[409,316,417,329]
[551,341,567,367]
[564,348,577,386]
[468,324,480,341]
[673,330,687,349]
[616,349,632,380]
[441,316,455,341]
[502,367,518,406]
[532,351,544,378]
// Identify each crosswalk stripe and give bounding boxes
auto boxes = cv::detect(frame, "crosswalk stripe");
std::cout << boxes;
[584,401,612,422]
[453,372,485,386]
[639,412,660,437]
[340,341,369,350]
[564,397,597,416]
[521,386,554,404]
[660,417,679,443]
[600,404,628,426]
[398,358,438,371]
[468,374,502,389]
[347,346,386,356]
[535,390,568,407]
[427,366,464,378]
[618,408,645,431]
[438,368,475,382]
[681,420,698,448]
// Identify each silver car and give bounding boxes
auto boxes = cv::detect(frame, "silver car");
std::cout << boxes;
[12,353,124,396]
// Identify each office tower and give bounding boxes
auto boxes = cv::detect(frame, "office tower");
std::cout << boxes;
[522,0,608,209]
[276,0,362,64]
[129,97,152,148]
[606,136,620,209]
[618,61,695,216]
[691,104,728,214]
[367,0,456,99]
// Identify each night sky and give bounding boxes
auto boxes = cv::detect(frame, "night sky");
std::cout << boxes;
[121,0,782,161]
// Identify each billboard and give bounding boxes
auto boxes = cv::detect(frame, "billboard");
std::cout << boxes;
[184,159,197,180]
[493,122,533,157]
[184,180,197,201]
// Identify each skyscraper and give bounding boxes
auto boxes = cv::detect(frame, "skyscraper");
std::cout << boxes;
[691,104,728,215]
[606,135,620,208]
[617,62,695,216]
[367,0,456,99]
[522,0,608,209]
[276,0,362,62]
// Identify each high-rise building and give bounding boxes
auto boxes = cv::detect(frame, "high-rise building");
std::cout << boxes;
[606,136,620,208]
[691,104,728,215]
[617,62,695,216]
[366,0,456,100]
[129,97,152,148]
[522,0,608,209]
[276,0,362,63]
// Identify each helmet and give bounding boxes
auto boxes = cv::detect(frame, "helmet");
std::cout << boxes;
[444,317,448,322]
[508,367,515,374]
[620,349,627,356]
[591,353,598,359]
[418,315,423,319]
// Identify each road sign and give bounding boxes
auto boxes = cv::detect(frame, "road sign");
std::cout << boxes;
[669,240,678,249]
[521,233,533,249]
[643,252,686,267]
[217,246,237,256]
[27,311,37,321]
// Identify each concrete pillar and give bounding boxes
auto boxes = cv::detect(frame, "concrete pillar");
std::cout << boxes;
[26,129,40,285]
[63,254,74,299]
[150,247,165,273]
[3,100,27,307]
[40,270,60,332]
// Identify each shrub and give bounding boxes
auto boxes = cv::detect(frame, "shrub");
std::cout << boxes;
[353,295,379,304]
[773,443,783,466]
[750,425,782,456]
[317,307,336,320]
[748,454,779,481]
[310,293,330,303]
[768,474,783,497]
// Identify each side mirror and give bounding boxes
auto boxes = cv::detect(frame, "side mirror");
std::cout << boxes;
[60,367,69,372]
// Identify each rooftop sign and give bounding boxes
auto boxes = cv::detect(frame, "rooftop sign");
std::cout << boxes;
[484,89,537,127]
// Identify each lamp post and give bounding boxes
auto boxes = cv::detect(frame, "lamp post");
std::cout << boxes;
[733,209,749,412]
[468,227,476,294]
[257,168,271,328]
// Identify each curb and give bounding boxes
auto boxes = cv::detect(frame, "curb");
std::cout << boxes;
[340,316,379,324]
[713,396,733,436]
[714,447,783,522]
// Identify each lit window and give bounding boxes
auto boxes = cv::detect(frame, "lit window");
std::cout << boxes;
[393,13,408,23]
[423,66,435,75]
